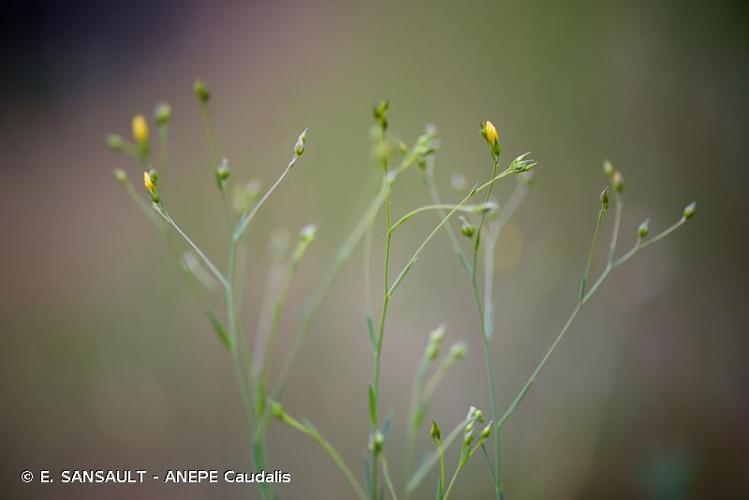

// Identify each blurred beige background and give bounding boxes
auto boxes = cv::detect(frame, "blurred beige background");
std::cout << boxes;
[1,1,747,499]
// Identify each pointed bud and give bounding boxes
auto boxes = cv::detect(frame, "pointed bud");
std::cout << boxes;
[430,421,441,444]
[480,120,500,156]
[683,202,696,220]
[373,99,389,131]
[294,128,309,157]
[480,422,493,440]
[600,187,610,210]
[473,409,485,423]
[144,170,160,203]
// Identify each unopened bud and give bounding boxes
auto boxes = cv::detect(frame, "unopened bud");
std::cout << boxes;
[612,171,624,193]
[603,160,614,178]
[480,120,500,156]
[600,187,610,210]
[638,219,650,239]
[448,342,467,362]
[106,134,125,152]
[154,101,172,126]
[294,128,308,157]
[144,170,160,203]
[430,421,441,444]
[473,409,485,423]
[299,223,318,244]
[460,216,475,238]
[216,158,231,183]
[132,114,149,145]
[480,422,492,440]
[270,400,284,418]
[371,430,384,454]
[193,80,211,103]
[373,99,389,131]
[113,169,127,183]
[683,202,696,220]
[426,324,445,361]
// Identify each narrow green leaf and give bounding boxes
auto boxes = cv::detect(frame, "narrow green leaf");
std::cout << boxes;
[365,312,376,350]
[368,385,377,427]
[256,383,266,417]
[207,311,233,351]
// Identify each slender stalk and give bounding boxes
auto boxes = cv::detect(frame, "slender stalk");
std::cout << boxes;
[234,154,299,242]
[380,456,399,500]
[406,417,470,494]
[497,216,688,431]
[389,203,487,233]
[157,208,229,290]
[277,412,368,500]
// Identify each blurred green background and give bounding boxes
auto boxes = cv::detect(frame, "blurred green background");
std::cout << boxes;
[2,0,747,498]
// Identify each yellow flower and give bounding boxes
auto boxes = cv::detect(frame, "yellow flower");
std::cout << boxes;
[132,114,149,144]
[144,171,156,194]
[482,120,499,147]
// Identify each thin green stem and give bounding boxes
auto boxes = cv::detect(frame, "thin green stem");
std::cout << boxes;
[277,412,368,500]
[389,203,487,233]
[580,201,607,300]
[233,154,299,242]
[497,216,688,432]
[380,456,399,500]
[157,208,229,290]
[406,416,470,494]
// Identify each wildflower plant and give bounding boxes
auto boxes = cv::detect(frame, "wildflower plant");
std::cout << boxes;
[106,83,695,500]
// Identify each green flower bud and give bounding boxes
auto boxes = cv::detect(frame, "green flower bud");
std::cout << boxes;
[600,187,610,210]
[460,216,475,238]
[448,342,467,362]
[612,171,624,193]
[270,400,284,419]
[638,219,650,239]
[299,223,318,244]
[430,421,441,444]
[480,422,492,440]
[193,79,211,103]
[371,430,384,455]
[603,160,614,178]
[473,409,485,424]
[154,101,172,126]
[294,128,309,157]
[683,201,696,220]
[113,168,127,183]
[106,134,125,152]
[216,158,231,182]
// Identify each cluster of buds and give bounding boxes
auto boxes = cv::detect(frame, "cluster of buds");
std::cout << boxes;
[603,160,624,192]
[143,169,161,204]
[425,324,446,362]
[411,127,441,169]
[508,152,537,173]
[480,120,501,157]
[459,406,492,464]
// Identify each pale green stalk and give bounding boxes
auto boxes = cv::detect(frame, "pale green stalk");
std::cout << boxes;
[276,410,368,500]
[380,456,399,500]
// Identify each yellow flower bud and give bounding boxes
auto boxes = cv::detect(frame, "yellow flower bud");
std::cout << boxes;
[132,114,149,145]
[480,120,501,156]
[144,171,156,194]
